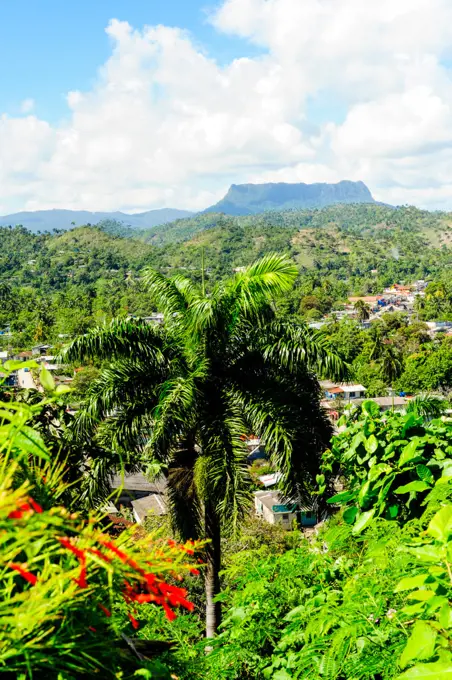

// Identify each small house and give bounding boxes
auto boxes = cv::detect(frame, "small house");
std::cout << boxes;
[131,494,167,524]
[254,490,317,529]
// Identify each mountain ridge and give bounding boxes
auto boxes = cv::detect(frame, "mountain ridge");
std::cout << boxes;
[0,208,194,233]
[204,180,376,215]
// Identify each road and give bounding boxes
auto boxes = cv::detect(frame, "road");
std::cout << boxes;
[17,368,37,390]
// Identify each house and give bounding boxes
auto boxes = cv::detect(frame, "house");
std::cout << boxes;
[353,396,408,412]
[32,344,53,357]
[109,471,167,506]
[131,494,167,524]
[322,383,367,401]
[254,490,317,529]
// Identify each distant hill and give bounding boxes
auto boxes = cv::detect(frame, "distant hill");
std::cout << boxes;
[204,181,375,215]
[0,208,194,233]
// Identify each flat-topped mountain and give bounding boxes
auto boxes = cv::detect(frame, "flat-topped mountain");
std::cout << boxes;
[0,208,194,233]
[204,180,375,215]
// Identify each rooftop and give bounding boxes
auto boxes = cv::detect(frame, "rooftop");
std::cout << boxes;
[110,471,167,494]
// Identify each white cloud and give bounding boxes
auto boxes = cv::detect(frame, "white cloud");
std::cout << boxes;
[2,2,452,212]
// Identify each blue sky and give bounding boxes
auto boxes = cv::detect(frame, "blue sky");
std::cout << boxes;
[0,0,262,123]
[1,0,452,213]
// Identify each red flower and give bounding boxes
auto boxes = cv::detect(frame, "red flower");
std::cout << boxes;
[98,603,112,617]
[58,537,85,561]
[88,626,97,633]
[128,613,140,629]
[162,602,177,622]
[74,560,88,589]
[28,497,43,513]
[88,548,112,563]
[189,568,200,576]
[8,501,32,519]
[9,563,37,585]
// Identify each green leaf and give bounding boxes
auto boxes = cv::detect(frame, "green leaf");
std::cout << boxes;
[12,427,50,461]
[439,603,452,629]
[273,671,293,680]
[369,463,392,481]
[343,507,359,524]
[394,574,427,592]
[358,480,372,507]
[394,481,431,494]
[427,506,452,542]
[399,440,423,467]
[55,384,72,395]
[407,590,436,601]
[327,490,356,505]
[417,465,434,483]
[407,545,442,563]
[39,367,55,392]
[3,359,38,372]
[397,660,452,679]
[399,621,437,668]
[361,400,381,418]
[365,434,379,454]
[352,508,375,534]
[386,504,399,519]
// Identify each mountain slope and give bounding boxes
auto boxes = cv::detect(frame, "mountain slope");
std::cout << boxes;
[0,208,194,233]
[204,180,375,215]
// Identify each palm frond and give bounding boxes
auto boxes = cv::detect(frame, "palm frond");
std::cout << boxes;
[60,318,165,364]
[406,393,447,419]
[258,320,350,381]
[143,268,195,318]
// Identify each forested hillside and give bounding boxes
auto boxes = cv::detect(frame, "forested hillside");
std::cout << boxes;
[1,204,452,349]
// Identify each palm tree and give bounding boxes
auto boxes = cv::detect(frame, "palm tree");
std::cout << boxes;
[354,299,371,322]
[61,254,347,637]
[379,343,403,386]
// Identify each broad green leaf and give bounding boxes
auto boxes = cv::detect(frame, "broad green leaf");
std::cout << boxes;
[427,506,452,542]
[352,508,375,534]
[439,602,452,628]
[55,384,72,395]
[407,590,436,601]
[369,463,392,481]
[394,481,431,494]
[387,504,399,519]
[11,426,49,461]
[327,490,356,505]
[397,660,452,679]
[394,574,427,592]
[343,507,359,524]
[273,671,293,680]
[365,434,379,454]
[407,545,442,563]
[399,621,437,668]
[358,480,372,507]
[3,359,38,372]
[417,465,434,483]
[399,440,423,467]
[40,367,55,392]
[361,400,381,418]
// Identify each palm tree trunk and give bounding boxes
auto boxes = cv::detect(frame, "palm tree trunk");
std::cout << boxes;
[205,500,222,638]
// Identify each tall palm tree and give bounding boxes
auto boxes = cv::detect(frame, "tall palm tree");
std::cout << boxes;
[354,299,371,322]
[61,254,347,637]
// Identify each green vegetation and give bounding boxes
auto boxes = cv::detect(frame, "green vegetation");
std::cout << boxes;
[60,255,345,637]
[2,205,452,678]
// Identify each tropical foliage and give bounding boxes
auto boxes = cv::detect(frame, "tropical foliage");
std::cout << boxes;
[320,402,452,530]
[60,254,346,636]
[0,373,201,679]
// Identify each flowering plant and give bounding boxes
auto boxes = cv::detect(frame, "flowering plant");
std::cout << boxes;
[0,390,201,678]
